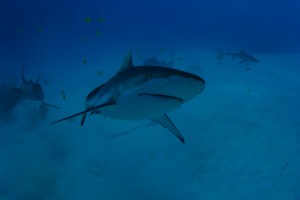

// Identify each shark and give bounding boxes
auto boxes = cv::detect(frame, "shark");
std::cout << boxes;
[216,48,260,64]
[51,51,205,143]
[143,53,173,68]
[21,64,60,109]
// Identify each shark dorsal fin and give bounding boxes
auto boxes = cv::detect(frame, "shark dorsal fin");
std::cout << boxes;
[240,49,246,54]
[118,50,133,73]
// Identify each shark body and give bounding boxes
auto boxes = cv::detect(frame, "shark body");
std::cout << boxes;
[21,64,44,102]
[21,65,60,109]
[216,49,260,64]
[51,51,205,143]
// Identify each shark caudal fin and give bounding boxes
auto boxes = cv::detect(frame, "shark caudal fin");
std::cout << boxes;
[151,114,185,143]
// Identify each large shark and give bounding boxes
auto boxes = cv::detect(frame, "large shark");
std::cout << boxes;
[216,48,260,64]
[51,51,205,143]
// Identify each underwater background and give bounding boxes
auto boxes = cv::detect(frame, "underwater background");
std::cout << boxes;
[1,0,300,199]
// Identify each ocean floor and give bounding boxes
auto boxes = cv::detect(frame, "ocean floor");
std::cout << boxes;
[0,50,300,200]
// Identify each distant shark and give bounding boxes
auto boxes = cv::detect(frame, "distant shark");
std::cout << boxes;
[0,66,58,121]
[216,48,260,64]
[21,64,60,109]
[51,51,205,143]
[143,53,173,68]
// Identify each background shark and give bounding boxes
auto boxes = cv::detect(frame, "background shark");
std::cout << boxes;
[143,53,174,68]
[21,65,60,109]
[21,64,44,102]
[216,48,260,64]
[0,66,60,122]
[51,51,205,143]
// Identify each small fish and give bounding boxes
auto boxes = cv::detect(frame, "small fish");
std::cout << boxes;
[96,31,101,37]
[82,59,87,64]
[159,48,166,52]
[97,17,105,22]
[96,71,102,77]
[36,26,43,33]
[60,90,66,100]
[85,17,92,23]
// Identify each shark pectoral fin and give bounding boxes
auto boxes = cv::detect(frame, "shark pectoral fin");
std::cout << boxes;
[239,60,247,64]
[151,114,185,143]
[50,100,116,125]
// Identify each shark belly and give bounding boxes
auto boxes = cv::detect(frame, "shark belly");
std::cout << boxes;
[99,92,183,120]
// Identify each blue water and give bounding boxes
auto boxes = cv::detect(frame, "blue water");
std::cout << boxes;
[1,0,300,199]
